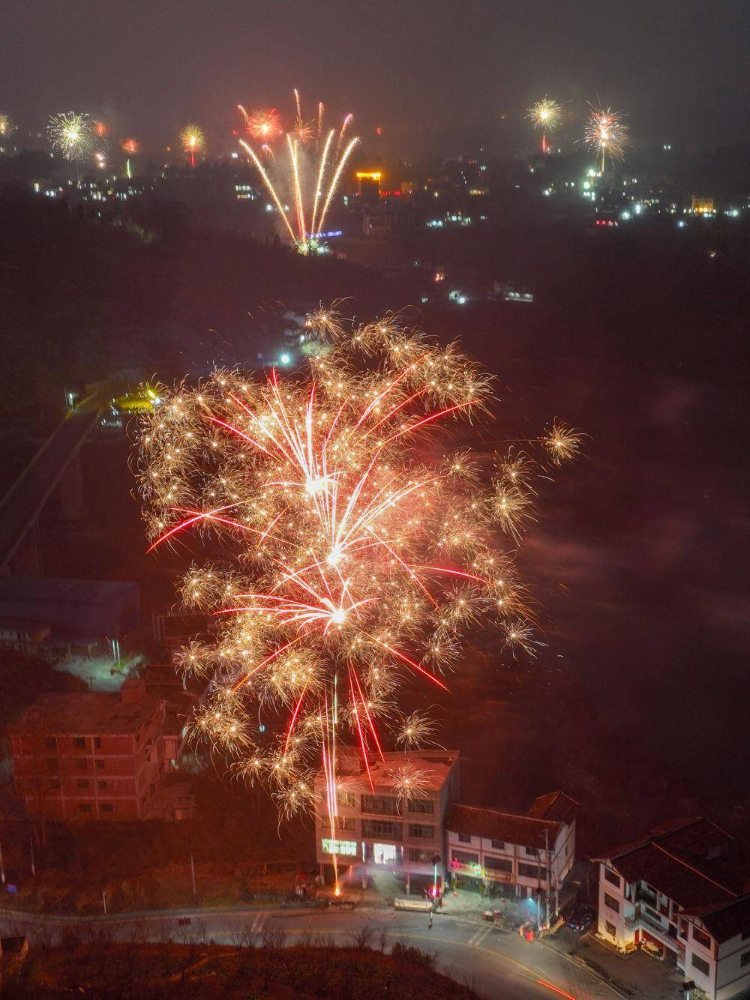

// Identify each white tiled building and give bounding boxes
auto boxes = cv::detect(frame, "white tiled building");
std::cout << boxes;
[593,818,750,999]
[445,791,578,909]
[313,749,460,893]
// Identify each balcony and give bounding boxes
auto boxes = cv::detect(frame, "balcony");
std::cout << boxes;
[635,887,657,907]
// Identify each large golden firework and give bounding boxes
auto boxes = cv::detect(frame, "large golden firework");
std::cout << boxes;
[48,112,94,162]
[180,123,206,166]
[0,113,15,138]
[137,310,580,882]
[527,97,562,152]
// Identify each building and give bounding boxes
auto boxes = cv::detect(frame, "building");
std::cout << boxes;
[313,749,460,894]
[593,818,750,999]
[10,679,166,822]
[0,576,139,660]
[445,792,578,909]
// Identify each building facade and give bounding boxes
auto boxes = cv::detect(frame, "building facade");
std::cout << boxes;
[10,679,165,822]
[313,750,460,893]
[593,818,750,999]
[445,792,578,909]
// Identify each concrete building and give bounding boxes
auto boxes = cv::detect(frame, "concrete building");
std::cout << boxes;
[313,749,460,894]
[445,791,578,909]
[593,818,750,999]
[10,679,165,822]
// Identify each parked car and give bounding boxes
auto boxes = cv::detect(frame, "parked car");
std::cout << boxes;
[568,906,596,932]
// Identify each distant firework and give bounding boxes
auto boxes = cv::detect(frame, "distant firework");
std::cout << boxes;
[137,308,581,888]
[585,105,628,169]
[48,112,94,162]
[0,113,16,137]
[180,124,206,167]
[121,138,140,155]
[526,98,562,153]
[94,120,107,137]
[240,91,359,254]
[239,105,282,142]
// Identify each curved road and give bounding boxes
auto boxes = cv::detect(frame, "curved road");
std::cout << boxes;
[0,904,620,1000]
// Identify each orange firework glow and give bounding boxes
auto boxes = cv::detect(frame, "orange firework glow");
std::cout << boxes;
[180,123,206,167]
[137,310,581,874]
[121,138,140,155]
[238,105,282,142]
[94,120,107,137]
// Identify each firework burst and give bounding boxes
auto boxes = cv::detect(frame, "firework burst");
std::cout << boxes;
[585,105,628,169]
[137,310,580,884]
[239,105,282,142]
[48,112,94,162]
[0,113,15,138]
[180,124,206,167]
[240,92,359,253]
[527,97,562,153]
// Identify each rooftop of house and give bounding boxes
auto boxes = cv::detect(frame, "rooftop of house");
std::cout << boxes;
[445,803,561,852]
[9,688,163,738]
[316,749,459,795]
[594,818,750,928]
[528,791,580,826]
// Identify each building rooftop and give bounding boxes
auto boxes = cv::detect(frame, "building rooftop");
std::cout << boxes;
[317,749,459,794]
[690,894,750,944]
[594,818,746,913]
[528,791,580,826]
[446,803,561,851]
[10,691,162,738]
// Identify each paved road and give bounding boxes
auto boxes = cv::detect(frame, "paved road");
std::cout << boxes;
[0,393,104,571]
[0,905,621,1000]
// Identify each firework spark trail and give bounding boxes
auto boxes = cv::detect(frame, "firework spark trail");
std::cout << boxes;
[585,104,628,169]
[527,97,562,154]
[239,92,360,252]
[48,112,94,162]
[138,311,581,875]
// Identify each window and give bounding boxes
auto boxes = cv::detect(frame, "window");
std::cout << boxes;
[605,921,616,937]
[519,863,548,880]
[322,815,355,832]
[94,737,101,749]
[75,760,87,771]
[604,868,621,889]
[47,757,59,772]
[604,892,620,914]
[524,846,539,857]
[337,791,355,808]
[72,737,86,749]
[78,804,92,814]
[740,951,750,968]
[407,798,434,815]
[76,779,90,790]
[409,848,433,863]
[95,760,105,771]
[362,819,401,840]
[44,737,57,749]
[691,954,710,976]
[484,856,513,874]
[97,780,107,790]
[48,778,61,789]
[458,833,472,844]
[361,794,401,816]
[452,850,479,867]
[693,927,712,949]
[679,920,688,940]
[408,824,434,840]
[491,840,504,850]
[100,804,114,814]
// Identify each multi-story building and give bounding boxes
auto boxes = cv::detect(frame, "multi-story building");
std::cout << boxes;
[445,791,578,908]
[313,749,460,893]
[593,818,750,999]
[10,679,165,822]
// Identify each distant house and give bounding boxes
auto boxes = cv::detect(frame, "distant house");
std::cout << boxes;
[592,817,750,999]
[0,576,139,659]
[445,791,578,909]
[10,679,165,822]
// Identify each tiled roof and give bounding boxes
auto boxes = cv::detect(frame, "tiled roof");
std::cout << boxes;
[9,692,162,737]
[689,894,750,944]
[528,791,580,826]
[316,749,459,794]
[446,803,560,851]
[594,818,745,912]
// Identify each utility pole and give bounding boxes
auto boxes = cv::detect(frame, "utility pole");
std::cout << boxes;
[30,837,36,877]
[544,830,550,928]
[102,889,107,915]
[0,835,5,884]
[190,854,197,897]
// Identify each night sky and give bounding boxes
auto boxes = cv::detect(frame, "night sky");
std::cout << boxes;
[4,0,750,154]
